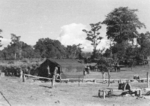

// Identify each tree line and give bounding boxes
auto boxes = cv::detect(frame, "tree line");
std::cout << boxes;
[0,7,150,66]
[0,35,84,60]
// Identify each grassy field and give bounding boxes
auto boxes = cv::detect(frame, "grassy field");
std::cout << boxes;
[85,65,150,79]
[1,65,150,106]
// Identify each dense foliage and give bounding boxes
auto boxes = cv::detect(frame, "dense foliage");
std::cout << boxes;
[103,7,145,43]
[103,7,149,66]
[0,37,84,60]
[34,38,66,58]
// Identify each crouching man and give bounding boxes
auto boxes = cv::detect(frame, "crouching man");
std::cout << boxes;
[121,80,138,96]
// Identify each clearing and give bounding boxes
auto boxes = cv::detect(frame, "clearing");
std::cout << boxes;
[0,66,150,106]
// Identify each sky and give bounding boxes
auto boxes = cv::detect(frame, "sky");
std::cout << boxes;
[0,0,150,52]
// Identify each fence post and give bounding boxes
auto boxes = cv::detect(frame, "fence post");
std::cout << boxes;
[147,72,149,88]
[78,77,80,86]
[102,72,105,81]
[20,69,22,78]
[51,67,58,88]
[22,70,25,82]
[20,69,25,82]
[94,79,96,84]
[108,69,110,87]
[23,71,26,82]
[51,74,55,88]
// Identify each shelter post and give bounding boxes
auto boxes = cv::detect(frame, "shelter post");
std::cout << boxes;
[108,69,110,87]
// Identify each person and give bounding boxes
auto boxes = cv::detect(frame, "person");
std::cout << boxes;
[118,80,125,90]
[84,65,88,75]
[47,66,51,78]
[54,67,60,80]
[114,62,120,72]
[87,66,90,74]
[122,80,138,96]
[124,80,131,91]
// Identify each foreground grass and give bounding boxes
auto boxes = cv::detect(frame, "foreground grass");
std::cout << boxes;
[0,75,150,106]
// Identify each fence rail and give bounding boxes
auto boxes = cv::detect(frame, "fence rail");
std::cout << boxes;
[22,74,150,84]
[24,74,53,80]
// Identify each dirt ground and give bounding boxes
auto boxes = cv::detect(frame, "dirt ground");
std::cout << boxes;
[0,76,150,106]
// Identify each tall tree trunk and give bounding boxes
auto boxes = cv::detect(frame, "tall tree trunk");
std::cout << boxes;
[14,52,16,60]
[107,69,111,87]
[102,72,105,81]
[19,49,22,59]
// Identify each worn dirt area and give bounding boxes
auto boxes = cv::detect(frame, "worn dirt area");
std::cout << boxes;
[0,76,150,106]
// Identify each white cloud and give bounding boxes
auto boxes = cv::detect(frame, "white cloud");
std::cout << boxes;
[58,23,110,52]
[0,38,11,48]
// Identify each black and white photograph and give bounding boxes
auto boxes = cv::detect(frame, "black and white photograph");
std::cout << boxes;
[0,0,150,106]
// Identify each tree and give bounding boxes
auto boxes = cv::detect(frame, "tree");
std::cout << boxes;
[77,44,84,59]
[0,29,3,47]
[103,7,145,44]
[2,45,17,60]
[20,42,37,58]
[66,44,83,59]
[10,34,21,59]
[103,7,146,65]
[34,38,66,58]
[0,41,36,60]
[137,32,150,56]
[97,57,114,87]
[112,42,129,59]
[83,22,103,59]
